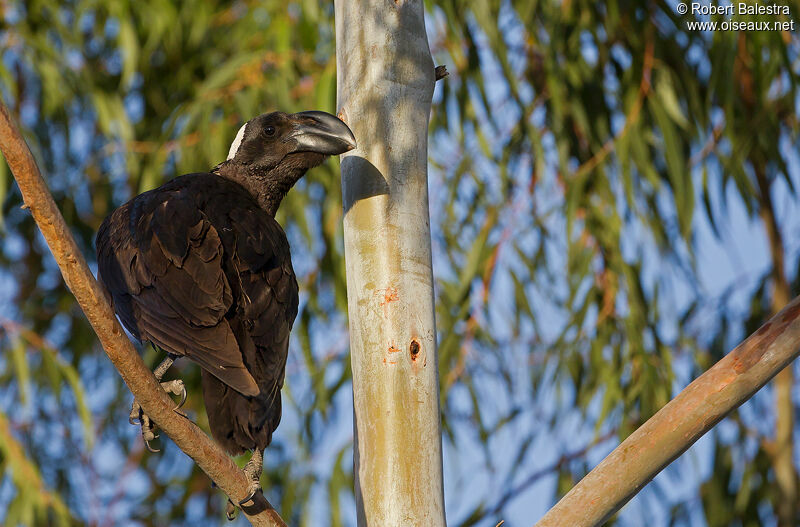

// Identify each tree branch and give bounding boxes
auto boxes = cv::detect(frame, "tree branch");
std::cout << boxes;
[0,100,286,527]
[535,294,800,527]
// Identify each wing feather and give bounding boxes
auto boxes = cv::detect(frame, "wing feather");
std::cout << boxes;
[98,177,259,395]
[97,173,299,404]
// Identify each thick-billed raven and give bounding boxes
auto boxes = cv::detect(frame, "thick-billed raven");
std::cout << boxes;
[96,111,355,512]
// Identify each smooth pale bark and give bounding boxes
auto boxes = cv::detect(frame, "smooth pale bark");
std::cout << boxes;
[0,101,285,527]
[535,294,800,527]
[334,1,446,525]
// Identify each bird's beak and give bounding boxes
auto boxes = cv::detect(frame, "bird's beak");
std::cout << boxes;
[287,111,357,155]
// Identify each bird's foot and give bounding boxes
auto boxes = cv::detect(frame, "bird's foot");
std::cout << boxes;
[160,379,188,410]
[239,448,263,505]
[128,400,160,452]
[238,479,262,506]
[128,380,188,452]
[224,481,261,520]
[225,499,237,521]
[224,449,264,520]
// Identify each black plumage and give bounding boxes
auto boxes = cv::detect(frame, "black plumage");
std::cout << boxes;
[96,111,355,464]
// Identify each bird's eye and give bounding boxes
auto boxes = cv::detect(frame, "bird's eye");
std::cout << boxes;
[264,126,276,136]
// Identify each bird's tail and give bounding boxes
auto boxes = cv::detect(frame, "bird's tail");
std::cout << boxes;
[201,370,280,456]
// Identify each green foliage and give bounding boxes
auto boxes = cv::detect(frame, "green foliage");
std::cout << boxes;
[0,412,76,527]
[427,0,800,523]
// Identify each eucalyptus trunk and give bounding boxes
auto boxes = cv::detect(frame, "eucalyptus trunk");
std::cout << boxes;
[334,0,446,525]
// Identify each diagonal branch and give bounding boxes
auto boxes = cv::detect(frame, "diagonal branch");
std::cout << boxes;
[534,294,800,527]
[0,100,286,527]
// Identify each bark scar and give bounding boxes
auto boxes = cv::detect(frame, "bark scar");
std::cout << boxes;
[378,287,399,318]
[337,107,349,125]
[731,300,800,373]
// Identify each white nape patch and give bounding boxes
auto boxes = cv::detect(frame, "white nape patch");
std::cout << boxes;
[226,123,248,160]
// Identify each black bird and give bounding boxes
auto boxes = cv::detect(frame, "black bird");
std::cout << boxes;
[96,111,356,511]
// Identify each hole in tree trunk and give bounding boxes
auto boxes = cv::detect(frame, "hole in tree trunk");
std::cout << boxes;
[410,339,420,361]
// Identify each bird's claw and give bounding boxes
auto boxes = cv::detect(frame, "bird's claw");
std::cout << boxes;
[129,399,143,425]
[238,482,261,506]
[130,399,158,448]
[223,480,260,520]
[177,384,187,410]
[128,380,187,451]
[225,499,237,521]
[159,379,187,411]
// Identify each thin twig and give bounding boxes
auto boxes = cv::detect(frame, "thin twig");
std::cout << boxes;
[689,122,724,167]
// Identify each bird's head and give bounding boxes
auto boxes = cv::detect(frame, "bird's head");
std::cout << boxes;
[225,110,356,171]
[217,110,356,214]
